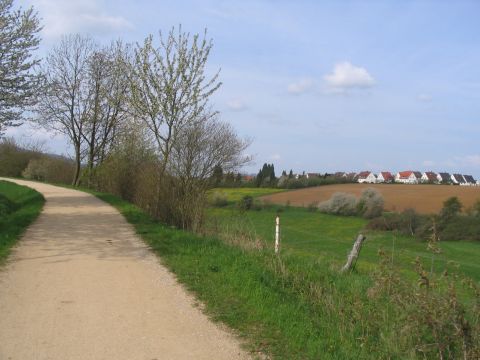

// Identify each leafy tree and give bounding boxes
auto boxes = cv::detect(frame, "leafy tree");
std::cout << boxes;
[440,196,462,220]
[0,0,42,135]
[128,26,221,179]
[281,170,287,177]
[255,163,276,187]
[288,169,293,178]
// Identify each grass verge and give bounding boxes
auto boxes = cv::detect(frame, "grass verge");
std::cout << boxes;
[0,180,45,264]
[88,189,479,359]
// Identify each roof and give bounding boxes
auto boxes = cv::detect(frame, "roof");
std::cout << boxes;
[380,171,394,180]
[397,171,414,179]
[463,175,476,183]
[452,174,466,183]
[438,172,450,181]
[413,171,422,178]
[423,171,437,181]
[334,172,346,177]
[307,173,321,177]
[357,171,372,179]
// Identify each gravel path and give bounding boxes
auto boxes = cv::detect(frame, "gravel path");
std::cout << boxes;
[0,179,249,360]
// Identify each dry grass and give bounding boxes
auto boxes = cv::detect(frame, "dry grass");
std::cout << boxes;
[261,184,480,214]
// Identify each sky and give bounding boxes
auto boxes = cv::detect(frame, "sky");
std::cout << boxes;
[7,0,480,177]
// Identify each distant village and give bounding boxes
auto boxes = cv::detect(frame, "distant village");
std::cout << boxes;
[295,171,479,186]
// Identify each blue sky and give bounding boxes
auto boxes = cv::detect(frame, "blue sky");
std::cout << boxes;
[9,0,480,176]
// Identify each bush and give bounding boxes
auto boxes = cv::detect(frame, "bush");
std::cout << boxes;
[366,208,430,237]
[439,216,480,241]
[22,156,75,184]
[0,137,42,177]
[238,195,254,211]
[357,188,384,219]
[317,192,358,216]
[210,191,228,207]
[440,196,463,221]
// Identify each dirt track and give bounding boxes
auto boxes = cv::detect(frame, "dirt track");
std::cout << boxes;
[0,179,249,360]
[261,183,480,214]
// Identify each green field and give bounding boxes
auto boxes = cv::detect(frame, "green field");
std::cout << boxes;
[208,187,284,203]
[0,180,45,263]
[207,188,480,281]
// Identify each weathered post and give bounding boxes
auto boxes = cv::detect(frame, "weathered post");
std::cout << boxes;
[275,215,280,254]
[341,234,366,273]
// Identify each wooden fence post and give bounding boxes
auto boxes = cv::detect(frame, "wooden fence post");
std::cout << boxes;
[275,215,280,254]
[341,234,366,273]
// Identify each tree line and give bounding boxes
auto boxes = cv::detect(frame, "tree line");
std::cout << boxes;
[0,0,250,230]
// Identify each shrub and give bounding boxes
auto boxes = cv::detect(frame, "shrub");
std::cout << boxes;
[439,216,480,241]
[22,156,75,184]
[210,191,228,207]
[317,192,358,216]
[0,137,42,177]
[366,208,430,237]
[440,196,463,221]
[238,195,254,211]
[357,187,384,219]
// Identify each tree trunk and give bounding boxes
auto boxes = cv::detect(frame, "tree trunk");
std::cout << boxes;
[341,234,366,273]
[72,143,81,186]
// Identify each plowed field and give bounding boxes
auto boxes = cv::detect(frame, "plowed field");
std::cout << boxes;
[260,184,480,214]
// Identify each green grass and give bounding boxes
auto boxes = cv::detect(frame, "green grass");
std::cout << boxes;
[0,180,45,263]
[83,186,480,359]
[208,187,284,203]
[209,206,480,280]
[210,188,480,280]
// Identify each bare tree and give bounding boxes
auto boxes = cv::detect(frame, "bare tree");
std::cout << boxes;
[128,27,222,177]
[36,34,94,185]
[0,0,42,135]
[82,41,131,185]
[169,115,251,230]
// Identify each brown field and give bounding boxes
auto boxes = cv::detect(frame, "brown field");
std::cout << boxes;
[261,184,480,214]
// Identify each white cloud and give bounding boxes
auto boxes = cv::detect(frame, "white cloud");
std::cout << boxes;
[226,98,248,111]
[417,93,433,102]
[423,160,435,167]
[287,78,314,95]
[271,154,281,160]
[28,0,133,39]
[324,62,375,91]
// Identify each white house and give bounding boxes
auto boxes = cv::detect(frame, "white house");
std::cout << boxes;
[451,174,466,185]
[396,171,421,184]
[421,171,438,183]
[357,171,376,184]
[377,171,394,183]
[437,172,451,183]
[462,175,476,186]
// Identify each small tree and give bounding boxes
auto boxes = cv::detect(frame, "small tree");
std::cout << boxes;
[0,0,42,135]
[440,196,462,220]
[37,34,95,185]
[128,26,223,220]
